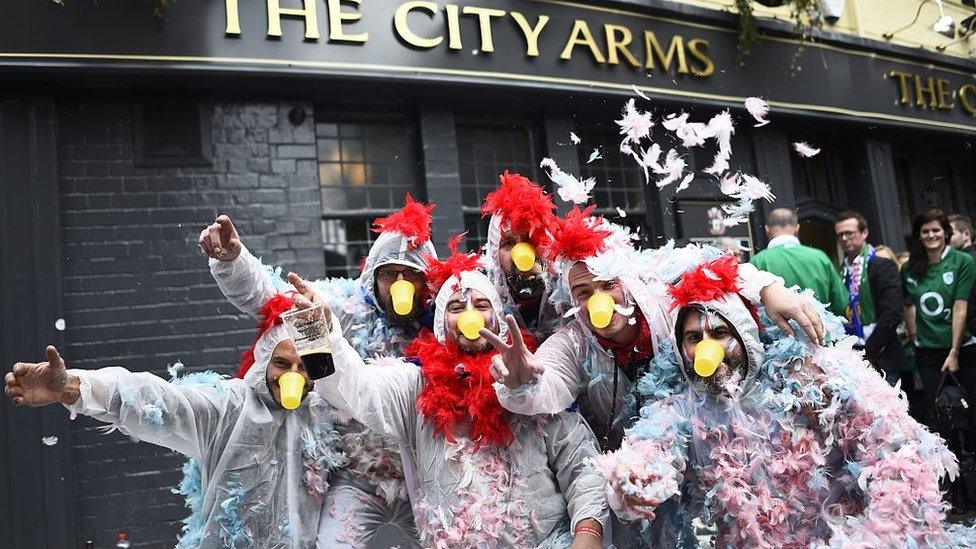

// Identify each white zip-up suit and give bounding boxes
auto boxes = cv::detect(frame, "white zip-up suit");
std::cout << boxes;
[63,322,339,548]
[210,232,434,548]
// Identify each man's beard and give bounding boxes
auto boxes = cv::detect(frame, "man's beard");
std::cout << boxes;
[383,297,423,326]
[506,272,545,302]
[455,337,492,355]
[693,350,748,395]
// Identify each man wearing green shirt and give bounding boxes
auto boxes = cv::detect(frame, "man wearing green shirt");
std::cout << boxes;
[752,208,848,317]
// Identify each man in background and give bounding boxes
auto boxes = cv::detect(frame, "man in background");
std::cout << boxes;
[751,208,848,317]
[949,214,976,342]
[834,210,908,386]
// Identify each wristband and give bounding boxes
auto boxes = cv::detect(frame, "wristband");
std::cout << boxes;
[574,525,603,540]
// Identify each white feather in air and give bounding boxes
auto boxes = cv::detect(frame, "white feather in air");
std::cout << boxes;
[745,97,770,127]
[793,141,821,157]
[540,157,595,205]
[703,111,734,175]
[616,98,654,144]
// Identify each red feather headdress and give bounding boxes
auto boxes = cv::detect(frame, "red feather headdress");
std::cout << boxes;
[409,329,538,449]
[371,193,436,249]
[236,293,295,378]
[667,254,741,310]
[542,205,613,263]
[424,234,482,297]
[481,171,557,249]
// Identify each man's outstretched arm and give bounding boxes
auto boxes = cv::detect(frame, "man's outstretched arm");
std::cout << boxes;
[6,346,227,460]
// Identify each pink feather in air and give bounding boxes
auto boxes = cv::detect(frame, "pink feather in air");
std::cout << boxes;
[745,97,770,127]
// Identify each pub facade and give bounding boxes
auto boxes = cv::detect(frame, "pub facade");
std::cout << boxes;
[0,0,973,546]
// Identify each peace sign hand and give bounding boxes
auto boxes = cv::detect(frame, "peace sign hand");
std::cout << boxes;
[481,314,544,389]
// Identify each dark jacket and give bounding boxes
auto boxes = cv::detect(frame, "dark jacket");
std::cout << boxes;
[863,255,908,374]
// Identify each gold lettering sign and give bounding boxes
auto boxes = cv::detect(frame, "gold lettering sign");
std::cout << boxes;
[327,0,368,44]
[222,1,717,79]
[266,0,320,40]
[888,70,975,118]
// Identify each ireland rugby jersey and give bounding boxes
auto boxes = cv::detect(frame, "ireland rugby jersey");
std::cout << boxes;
[902,246,976,349]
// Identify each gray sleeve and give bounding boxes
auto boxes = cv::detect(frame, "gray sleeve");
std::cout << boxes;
[64,367,232,460]
[210,245,289,319]
[545,411,611,532]
[314,321,419,445]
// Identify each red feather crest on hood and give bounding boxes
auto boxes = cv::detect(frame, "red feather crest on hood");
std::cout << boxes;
[481,171,556,249]
[542,205,613,263]
[371,193,436,249]
[424,234,482,296]
[237,293,296,378]
[667,254,741,310]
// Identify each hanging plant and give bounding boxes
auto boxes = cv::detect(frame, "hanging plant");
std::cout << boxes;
[734,0,824,75]
[49,0,176,20]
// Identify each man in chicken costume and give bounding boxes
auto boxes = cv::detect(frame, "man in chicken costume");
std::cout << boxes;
[306,236,610,548]
[489,206,821,452]
[199,196,438,547]
[480,171,563,341]
[5,292,341,548]
[596,254,959,547]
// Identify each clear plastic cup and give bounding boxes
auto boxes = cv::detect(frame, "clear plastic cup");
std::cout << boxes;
[280,304,334,380]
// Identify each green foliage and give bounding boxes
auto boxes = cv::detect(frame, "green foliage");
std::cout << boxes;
[734,0,824,75]
[49,0,176,20]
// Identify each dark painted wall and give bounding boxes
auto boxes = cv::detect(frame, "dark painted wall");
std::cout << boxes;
[56,99,325,547]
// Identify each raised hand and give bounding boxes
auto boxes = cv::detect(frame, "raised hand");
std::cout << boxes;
[198,215,242,262]
[761,283,825,345]
[287,272,332,327]
[5,346,71,407]
[481,315,544,389]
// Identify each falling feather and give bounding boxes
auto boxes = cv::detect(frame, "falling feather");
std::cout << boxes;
[703,111,734,175]
[615,207,628,218]
[570,132,581,145]
[745,97,770,127]
[793,142,821,158]
[616,98,654,144]
[632,84,650,101]
[587,148,603,164]
[540,157,595,205]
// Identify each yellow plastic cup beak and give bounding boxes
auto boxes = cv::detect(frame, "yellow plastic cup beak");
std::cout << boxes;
[457,309,486,340]
[389,279,415,316]
[693,339,725,378]
[511,242,537,273]
[587,292,616,329]
[279,371,306,410]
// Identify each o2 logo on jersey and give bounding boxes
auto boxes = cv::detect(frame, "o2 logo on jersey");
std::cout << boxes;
[919,292,949,320]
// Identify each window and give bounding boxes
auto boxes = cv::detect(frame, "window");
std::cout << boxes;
[133,102,211,166]
[576,126,654,242]
[316,115,420,278]
[788,139,846,206]
[456,119,540,250]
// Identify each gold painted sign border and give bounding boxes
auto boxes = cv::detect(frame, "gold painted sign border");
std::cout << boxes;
[2,51,973,132]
